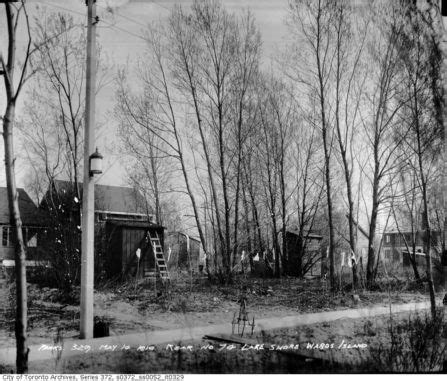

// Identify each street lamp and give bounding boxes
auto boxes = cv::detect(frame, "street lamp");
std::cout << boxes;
[80,0,98,340]
[89,147,103,177]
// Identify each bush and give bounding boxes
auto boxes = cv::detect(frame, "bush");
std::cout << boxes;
[38,184,82,294]
[26,265,60,288]
[369,309,446,372]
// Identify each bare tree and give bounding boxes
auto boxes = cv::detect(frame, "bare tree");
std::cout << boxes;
[19,11,108,199]
[114,17,211,274]
[17,12,108,293]
[255,75,295,276]
[288,0,337,289]
[289,109,325,277]
[394,0,443,316]
[114,68,174,225]
[358,2,409,288]
[166,3,228,275]
[227,10,260,269]
[127,1,262,281]
[331,0,369,289]
[257,82,282,276]
[241,136,265,261]
[184,1,261,279]
[0,1,32,373]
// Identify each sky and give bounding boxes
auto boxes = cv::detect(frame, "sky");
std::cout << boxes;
[1,0,290,188]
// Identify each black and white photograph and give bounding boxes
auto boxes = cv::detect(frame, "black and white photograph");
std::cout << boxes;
[0,0,446,375]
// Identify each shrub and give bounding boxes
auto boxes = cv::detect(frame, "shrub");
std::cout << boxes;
[369,309,446,372]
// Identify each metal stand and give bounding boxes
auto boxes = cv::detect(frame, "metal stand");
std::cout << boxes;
[231,290,255,337]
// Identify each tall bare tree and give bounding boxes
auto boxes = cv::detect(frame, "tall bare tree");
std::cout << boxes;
[359,2,409,287]
[17,12,108,293]
[115,68,174,225]
[1,0,32,373]
[255,75,294,276]
[290,109,325,277]
[184,1,261,279]
[331,0,369,289]
[20,12,108,198]
[227,10,260,269]
[113,16,211,273]
[394,0,443,316]
[124,1,262,281]
[288,0,337,289]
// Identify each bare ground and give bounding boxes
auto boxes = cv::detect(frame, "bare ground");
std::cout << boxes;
[0,275,433,349]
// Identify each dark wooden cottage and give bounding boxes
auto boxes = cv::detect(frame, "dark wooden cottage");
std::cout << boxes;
[284,230,323,277]
[41,180,166,279]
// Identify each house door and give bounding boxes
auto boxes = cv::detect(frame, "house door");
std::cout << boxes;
[122,228,154,274]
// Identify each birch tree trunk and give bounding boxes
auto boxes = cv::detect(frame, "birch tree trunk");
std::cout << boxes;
[1,2,32,373]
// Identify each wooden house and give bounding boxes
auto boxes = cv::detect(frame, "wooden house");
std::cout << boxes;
[382,230,442,270]
[0,187,44,266]
[41,180,167,279]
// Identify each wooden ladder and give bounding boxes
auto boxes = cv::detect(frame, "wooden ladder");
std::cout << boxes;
[148,230,170,282]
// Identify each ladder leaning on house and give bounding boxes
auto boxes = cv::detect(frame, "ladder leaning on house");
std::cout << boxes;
[148,230,170,282]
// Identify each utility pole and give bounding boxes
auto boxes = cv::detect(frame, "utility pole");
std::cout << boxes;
[80,0,97,339]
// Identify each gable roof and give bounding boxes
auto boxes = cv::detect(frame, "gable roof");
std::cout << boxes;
[167,231,201,243]
[48,180,151,215]
[285,229,323,240]
[0,187,40,225]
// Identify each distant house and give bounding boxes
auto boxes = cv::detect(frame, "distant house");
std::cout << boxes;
[41,180,166,278]
[165,232,202,273]
[0,187,44,265]
[382,230,442,270]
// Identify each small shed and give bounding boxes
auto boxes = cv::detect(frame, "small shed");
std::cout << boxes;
[165,232,201,273]
[104,220,165,278]
[284,230,323,276]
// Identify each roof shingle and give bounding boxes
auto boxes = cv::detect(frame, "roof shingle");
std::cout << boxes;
[50,180,151,215]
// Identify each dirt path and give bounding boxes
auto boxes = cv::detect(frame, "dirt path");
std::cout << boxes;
[0,299,437,368]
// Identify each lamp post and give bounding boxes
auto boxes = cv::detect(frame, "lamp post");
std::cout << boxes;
[80,0,99,340]
[80,143,103,339]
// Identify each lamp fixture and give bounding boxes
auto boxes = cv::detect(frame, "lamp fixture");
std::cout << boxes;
[89,147,103,177]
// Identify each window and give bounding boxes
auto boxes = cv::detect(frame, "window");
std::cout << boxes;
[2,227,13,247]
[384,249,391,259]
[1,226,38,247]
[385,235,390,243]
